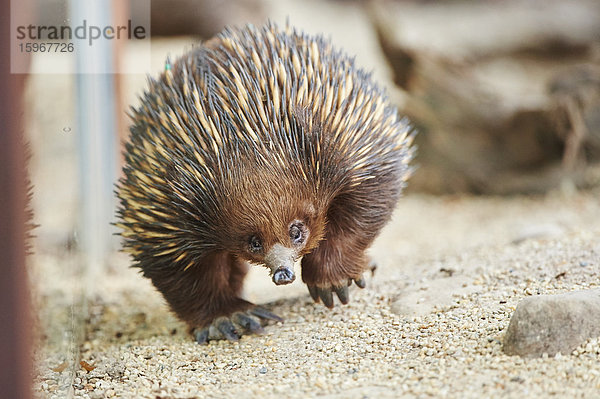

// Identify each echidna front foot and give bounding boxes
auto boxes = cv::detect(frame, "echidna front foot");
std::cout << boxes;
[306,276,367,308]
[193,305,283,344]
[301,233,372,308]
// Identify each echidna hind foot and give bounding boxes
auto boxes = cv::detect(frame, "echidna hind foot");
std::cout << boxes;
[193,305,283,344]
[144,251,282,344]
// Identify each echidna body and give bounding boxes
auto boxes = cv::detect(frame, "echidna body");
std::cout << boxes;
[117,22,414,343]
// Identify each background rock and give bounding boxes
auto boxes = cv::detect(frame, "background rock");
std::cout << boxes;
[370,0,600,194]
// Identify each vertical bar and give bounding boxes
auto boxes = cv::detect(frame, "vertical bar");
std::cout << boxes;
[71,0,118,282]
[112,0,128,172]
[0,0,32,397]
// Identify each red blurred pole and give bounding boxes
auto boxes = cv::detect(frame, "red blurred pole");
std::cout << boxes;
[0,0,32,397]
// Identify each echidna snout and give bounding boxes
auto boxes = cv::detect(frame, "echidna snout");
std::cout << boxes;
[265,244,297,285]
[273,267,296,285]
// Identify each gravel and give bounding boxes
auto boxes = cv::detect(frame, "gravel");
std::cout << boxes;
[31,191,600,398]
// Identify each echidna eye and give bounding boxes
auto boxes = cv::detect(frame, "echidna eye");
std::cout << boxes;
[249,236,262,252]
[289,224,304,245]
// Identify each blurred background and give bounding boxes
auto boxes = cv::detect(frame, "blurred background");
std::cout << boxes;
[12,0,600,396]
[29,0,600,255]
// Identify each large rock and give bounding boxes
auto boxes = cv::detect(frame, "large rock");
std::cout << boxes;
[503,289,600,357]
[369,0,600,194]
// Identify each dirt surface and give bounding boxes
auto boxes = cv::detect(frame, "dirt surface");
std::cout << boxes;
[31,190,600,398]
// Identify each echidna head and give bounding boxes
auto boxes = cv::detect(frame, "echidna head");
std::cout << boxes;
[250,219,308,286]
[228,199,325,286]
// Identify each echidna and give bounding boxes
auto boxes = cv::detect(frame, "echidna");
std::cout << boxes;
[116,22,414,343]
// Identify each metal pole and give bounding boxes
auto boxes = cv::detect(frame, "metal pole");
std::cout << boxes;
[71,0,118,283]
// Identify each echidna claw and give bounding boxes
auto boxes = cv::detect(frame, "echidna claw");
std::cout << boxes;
[334,285,349,304]
[308,285,320,302]
[317,287,334,308]
[354,276,366,288]
[194,327,210,344]
[233,312,265,334]
[215,317,240,342]
[250,306,284,323]
[369,261,378,276]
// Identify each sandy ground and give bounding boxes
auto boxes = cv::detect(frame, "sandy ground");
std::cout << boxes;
[31,190,600,399]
